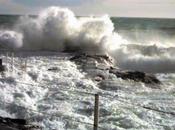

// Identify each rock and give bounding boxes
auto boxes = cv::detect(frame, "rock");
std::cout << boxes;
[70,53,161,85]
[94,74,105,82]
[0,65,5,72]
[48,67,59,71]
[0,116,41,130]
[109,68,161,84]
[70,53,113,66]
[0,59,6,72]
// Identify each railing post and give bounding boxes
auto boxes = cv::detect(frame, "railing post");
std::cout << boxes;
[94,94,99,130]
[11,52,14,72]
[6,52,8,72]
[24,59,27,72]
[0,59,2,66]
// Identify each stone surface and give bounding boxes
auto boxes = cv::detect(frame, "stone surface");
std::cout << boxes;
[48,67,59,71]
[70,53,161,85]
[0,59,5,72]
[70,53,113,67]
[0,116,41,130]
[0,65,5,72]
[109,68,161,84]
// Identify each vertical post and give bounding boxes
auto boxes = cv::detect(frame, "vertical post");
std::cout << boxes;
[24,59,27,72]
[0,59,2,66]
[94,94,99,130]
[0,59,5,77]
[0,59,3,77]
[6,52,8,72]
[22,59,27,76]
[11,52,14,72]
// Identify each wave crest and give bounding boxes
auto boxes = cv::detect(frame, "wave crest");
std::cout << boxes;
[1,6,175,73]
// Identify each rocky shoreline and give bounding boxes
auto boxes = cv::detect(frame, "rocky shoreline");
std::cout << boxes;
[70,53,161,85]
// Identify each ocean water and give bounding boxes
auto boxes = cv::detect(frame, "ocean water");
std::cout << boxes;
[1,15,175,43]
[112,17,175,43]
[0,6,175,130]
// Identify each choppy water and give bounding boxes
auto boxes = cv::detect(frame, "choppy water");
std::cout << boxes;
[1,15,175,42]
[0,6,175,130]
[0,51,175,130]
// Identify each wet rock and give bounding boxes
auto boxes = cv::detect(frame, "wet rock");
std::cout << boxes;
[70,53,113,66]
[70,53,161,85]
[109,68,161,84]
[0,116,41,130]
[94,74,106,82]
[0,65,5,72]
[0,59,6,72]
[48,67,59,71]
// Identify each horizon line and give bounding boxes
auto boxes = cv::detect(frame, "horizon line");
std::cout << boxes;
[0,13,175,19]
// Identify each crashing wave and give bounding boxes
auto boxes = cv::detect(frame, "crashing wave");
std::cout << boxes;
[0,6,175,73]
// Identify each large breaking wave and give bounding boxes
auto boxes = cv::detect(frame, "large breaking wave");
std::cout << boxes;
[1,6,175,73]
[15,7,123,52]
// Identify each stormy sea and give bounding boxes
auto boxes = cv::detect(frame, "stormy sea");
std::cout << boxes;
[0,6,175,130]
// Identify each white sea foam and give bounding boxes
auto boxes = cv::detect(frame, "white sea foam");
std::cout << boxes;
[0,30,23,49]
[0,6,175,73]
[0,54,97,129]
[110,44,175,73]
[0,6,175,130]
[0,53,174,130]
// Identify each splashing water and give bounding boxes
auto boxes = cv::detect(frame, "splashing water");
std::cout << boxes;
[0,30,23,49]
[15,7,124,52]
[0,6,175,73]
[0,6,175,130]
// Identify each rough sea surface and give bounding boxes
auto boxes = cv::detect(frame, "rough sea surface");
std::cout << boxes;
[0,6,175,130]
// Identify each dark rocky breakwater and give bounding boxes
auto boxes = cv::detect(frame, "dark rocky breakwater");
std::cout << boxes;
[70,53,161,88]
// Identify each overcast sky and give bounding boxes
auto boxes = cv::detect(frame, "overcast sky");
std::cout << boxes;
[0,0,175,18]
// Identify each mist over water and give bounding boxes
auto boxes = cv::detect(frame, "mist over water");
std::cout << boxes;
[15,7,121,52]
[0,30,23,49]
[0,6,175,73]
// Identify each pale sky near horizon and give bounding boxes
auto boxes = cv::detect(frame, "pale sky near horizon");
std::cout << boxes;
[0,0,175,18]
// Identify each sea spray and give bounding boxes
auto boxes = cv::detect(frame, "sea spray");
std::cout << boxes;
[15,7,124,52]
[0,7,127,56]
[110,44,175,73]
[0,30,23,49]
[1,6,175,73]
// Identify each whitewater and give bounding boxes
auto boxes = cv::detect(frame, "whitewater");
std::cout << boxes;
[0,6,175,130]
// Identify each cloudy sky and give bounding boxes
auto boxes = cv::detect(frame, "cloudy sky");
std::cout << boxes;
[0,0,175,18]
